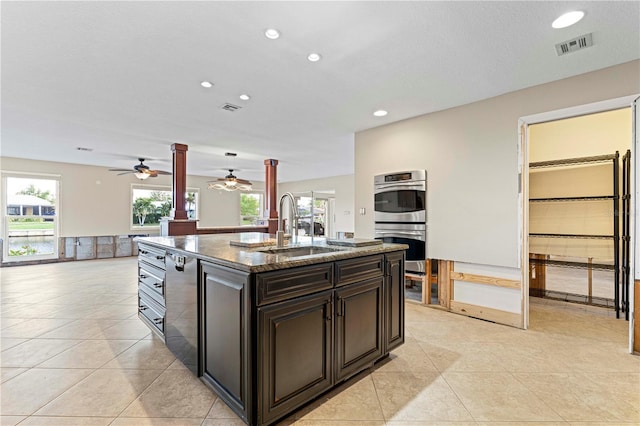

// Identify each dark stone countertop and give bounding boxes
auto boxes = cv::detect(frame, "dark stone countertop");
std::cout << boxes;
[135,233,407,273]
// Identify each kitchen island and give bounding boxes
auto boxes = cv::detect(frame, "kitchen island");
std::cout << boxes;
[135,233,406,426]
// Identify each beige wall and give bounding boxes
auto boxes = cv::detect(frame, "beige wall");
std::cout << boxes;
[355,60,640,268]
[0,157,261,237]
[529,108,632,162]
[278,174,355,236]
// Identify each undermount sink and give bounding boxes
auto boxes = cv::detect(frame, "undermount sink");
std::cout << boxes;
[259,246,344,257]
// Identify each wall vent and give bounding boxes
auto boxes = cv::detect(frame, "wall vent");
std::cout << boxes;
[555,33,593,56]
[220,103,242,112]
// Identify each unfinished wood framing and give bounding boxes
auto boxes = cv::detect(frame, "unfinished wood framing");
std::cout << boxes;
[449,263,523,328]
[450,271,520,289]
[405,259,447,306]
[450,300,522,328]
[529,253,546,297]
[438,260,451,308]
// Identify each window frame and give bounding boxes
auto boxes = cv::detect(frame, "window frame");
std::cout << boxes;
[239,191,264,226]
[2,172,61,262]
[130,183,199,230]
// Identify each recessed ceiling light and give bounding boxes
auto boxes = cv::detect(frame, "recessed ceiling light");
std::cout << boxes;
[373,110,388,117]
[552,11,585,29]
[76,147,93,152]
[239,94,251,101]
[200,81,213,88]
[307,53,322,62]
[265,28,280,40]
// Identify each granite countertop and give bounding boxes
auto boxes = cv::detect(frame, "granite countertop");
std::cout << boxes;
[135,233,407,273]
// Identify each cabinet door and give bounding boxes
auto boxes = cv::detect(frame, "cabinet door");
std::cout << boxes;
[200,261,251,423]
[335,277,383,381]
[258,290,333,426]
[385,252,405,353]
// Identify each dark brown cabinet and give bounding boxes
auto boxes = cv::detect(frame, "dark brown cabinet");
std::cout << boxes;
[200,261,252,424]
[136,240,405,426]
[335,277,384,381]
[384,251,405,352]
[137,244,167,338]
[258,290,333,425]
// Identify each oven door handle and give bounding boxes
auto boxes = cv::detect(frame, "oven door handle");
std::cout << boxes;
[374,182,425,191]
[375,231,425,240]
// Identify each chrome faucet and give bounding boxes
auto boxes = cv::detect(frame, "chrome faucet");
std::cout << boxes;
[277,192,298,247]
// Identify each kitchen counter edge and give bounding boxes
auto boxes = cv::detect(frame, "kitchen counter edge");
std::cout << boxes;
[135,233,408,273]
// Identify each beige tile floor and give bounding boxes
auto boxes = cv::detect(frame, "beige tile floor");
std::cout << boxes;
[1,257,639,425]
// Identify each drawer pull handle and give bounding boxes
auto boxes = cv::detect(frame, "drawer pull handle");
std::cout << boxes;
[156,255,165,260]
[138,305,148,311]
[140,250,148,255]
[153,318,163,325]
[140,274,148,279]
[153,283,162,288]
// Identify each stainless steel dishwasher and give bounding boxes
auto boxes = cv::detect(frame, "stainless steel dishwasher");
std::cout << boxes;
[165,252,199,376]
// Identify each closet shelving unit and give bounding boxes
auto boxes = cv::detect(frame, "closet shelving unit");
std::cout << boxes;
[528,151,627,318]
[621,150,631,320]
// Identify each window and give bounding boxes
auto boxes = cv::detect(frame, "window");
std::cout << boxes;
[3,175,59,261]
[240,192,263,225]
[131,185,199,228]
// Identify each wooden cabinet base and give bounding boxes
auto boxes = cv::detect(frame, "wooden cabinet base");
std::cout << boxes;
[137,245,405,426]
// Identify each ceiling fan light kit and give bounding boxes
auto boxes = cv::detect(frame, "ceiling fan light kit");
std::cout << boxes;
[108,158,171,179]
[208,153,253,191]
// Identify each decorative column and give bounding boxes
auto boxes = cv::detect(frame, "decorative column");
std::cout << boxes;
[171,143,189,220]
[161,143,196,236]
[264,159,279,234]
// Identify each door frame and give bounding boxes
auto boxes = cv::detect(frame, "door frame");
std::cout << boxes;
[1,171,61,263]
[518,94,638,352]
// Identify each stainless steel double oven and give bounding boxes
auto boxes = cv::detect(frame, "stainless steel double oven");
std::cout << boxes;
[374,170,426,273]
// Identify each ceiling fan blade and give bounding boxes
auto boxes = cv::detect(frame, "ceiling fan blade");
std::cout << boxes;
[109,168,134,172]
[117,171,135,175]
[235,178,252,185]
[151,170,171,175]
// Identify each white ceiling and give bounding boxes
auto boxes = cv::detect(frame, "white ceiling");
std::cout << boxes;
[2,1,639,183]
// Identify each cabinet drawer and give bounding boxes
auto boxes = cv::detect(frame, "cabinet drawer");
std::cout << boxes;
[139,262,166,301]
[138,289,165,335]
[335,254,384,287]
[138,244,166,270]
[257,263,334,306]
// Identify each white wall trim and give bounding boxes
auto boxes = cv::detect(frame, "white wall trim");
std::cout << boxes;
[520,95,639,125]
[1,170,62,179]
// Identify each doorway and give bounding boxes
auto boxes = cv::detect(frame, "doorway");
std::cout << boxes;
[519,94,638,352]
[2,174,59,262]
[293,191,335,238]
